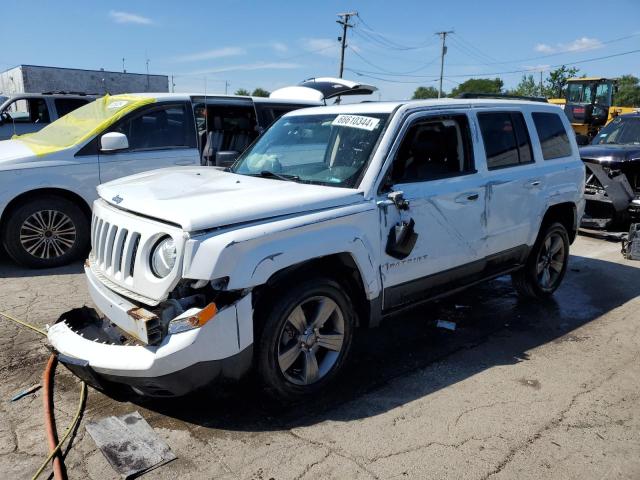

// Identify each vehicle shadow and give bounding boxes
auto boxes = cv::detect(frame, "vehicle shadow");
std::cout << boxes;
[120,254,640,432]
[0,254,84,278]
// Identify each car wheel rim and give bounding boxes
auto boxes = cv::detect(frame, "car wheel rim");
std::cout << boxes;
[19,210,76,259]
[536,232,565,290]
[277,295,345,386]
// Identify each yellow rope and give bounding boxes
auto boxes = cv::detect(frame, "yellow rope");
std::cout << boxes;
[0,311,47,336]
[31,381,87,480]
[0,310,87,480]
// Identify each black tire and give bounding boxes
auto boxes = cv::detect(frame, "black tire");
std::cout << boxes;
[2,195,89,268]
[256,277,356,401]
[512,222,570,298]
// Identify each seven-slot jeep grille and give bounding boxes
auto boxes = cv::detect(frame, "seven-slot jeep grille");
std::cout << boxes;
[91,214,141,279]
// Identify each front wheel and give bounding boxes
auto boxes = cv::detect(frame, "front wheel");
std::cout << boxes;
[256,278,355,401]
[2,196,89,268]
[512,222,570,298]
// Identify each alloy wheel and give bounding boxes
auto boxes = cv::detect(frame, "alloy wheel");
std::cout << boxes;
[19,210,77,259]
[536,232,566,290]
[277,295,345,386]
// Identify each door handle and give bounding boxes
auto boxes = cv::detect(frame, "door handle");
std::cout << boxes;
[526,179,542,188]
[455,192,479,204]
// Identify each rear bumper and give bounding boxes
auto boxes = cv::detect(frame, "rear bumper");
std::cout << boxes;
[47,269,255,397]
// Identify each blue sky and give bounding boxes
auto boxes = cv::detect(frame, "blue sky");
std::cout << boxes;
[2,0,639,99]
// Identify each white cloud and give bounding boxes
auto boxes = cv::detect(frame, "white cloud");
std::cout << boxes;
[303,38,340,57]
[534,43,554,53]
[534,37,603,54]
[271,42,288,53]
[174,47,246,62]
[565,37,603,51]
[188,62,301,75]
[109,10,153,25]
[523,64,551,72]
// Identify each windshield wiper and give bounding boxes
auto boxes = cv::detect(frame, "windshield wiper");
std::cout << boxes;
[255,170,300,182]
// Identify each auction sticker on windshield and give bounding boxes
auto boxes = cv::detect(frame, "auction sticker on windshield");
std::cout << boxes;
[107,100,129,110]
[332,114,380,131]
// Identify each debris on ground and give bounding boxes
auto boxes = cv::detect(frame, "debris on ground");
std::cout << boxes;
[622,223,640,260]
[436,320,457,331]
[10,384,41,401]
[86,411,176,479]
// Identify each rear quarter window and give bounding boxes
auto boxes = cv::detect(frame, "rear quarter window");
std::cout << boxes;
[532,112,572,160]
[477,111,533,170]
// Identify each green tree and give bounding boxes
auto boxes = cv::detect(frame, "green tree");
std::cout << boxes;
[508,74,541,97]
[450,78,504,97]
[234,88,250,96]
[251,87,270,97]
[615,75,640,107]
[545,65,580,98]
[412,86,440,99]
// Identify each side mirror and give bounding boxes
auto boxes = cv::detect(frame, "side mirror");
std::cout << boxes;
[576,134,590,146]
[100,132,129,152]
[215,150,239,167]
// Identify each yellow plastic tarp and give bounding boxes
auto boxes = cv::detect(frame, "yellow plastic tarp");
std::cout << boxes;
[16,94,156,156]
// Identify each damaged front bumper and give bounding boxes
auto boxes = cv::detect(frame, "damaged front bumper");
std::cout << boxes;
[48,266,254,397]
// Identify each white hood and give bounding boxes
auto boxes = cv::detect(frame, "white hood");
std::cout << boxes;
[97,167,364,232]
[0,139,77,171]
[0,140,37,170]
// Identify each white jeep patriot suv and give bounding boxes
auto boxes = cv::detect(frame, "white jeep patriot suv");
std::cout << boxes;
[49,99,585,400]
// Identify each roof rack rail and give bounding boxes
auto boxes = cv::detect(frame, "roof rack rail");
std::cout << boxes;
[456,92,548,103]
[41,91,98,96]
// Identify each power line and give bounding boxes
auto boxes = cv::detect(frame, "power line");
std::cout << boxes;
[348,45,440,75]
[346,47,640,84]
[448,31,640,67]
[355,14,437,51]
[353,47,640,80]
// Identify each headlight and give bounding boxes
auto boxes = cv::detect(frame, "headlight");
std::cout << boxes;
[150,236,177,278]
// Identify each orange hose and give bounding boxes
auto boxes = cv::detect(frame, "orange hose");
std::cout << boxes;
[42,354,67,480]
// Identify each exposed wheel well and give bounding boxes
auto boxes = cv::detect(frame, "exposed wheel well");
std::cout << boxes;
[541,202,577,243]
[0,188,92,236]
[253,253,371,329]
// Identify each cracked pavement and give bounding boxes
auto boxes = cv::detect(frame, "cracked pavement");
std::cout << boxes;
[0,234,639,479]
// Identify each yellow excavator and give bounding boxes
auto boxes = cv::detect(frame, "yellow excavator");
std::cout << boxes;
[548,77,636,140]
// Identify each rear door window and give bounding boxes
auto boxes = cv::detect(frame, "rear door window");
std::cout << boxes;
[54,98,91,118]
[478,112,533,169]
[532,112,572,159]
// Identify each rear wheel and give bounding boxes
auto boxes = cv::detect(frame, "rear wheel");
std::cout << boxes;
[512,222,570,298]
[256,277,355,401]
[2,196,89,268]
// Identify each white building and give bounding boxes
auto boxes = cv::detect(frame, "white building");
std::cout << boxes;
[0,64,168,95]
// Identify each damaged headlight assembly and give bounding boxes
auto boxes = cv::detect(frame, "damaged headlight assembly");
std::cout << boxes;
[150,236,177,278]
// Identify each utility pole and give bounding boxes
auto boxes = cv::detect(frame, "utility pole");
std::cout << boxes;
[539,70,544,97]
[436,30,454,99]
[122,57,126,73]
[171,75,175,93]
[145,57,150,91]
[337,11,357,78]
[225,80,230,95]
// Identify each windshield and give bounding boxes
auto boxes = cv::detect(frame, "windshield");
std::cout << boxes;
[232,112,389,188]
[592,117,640,145]
[15,94,155,155]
